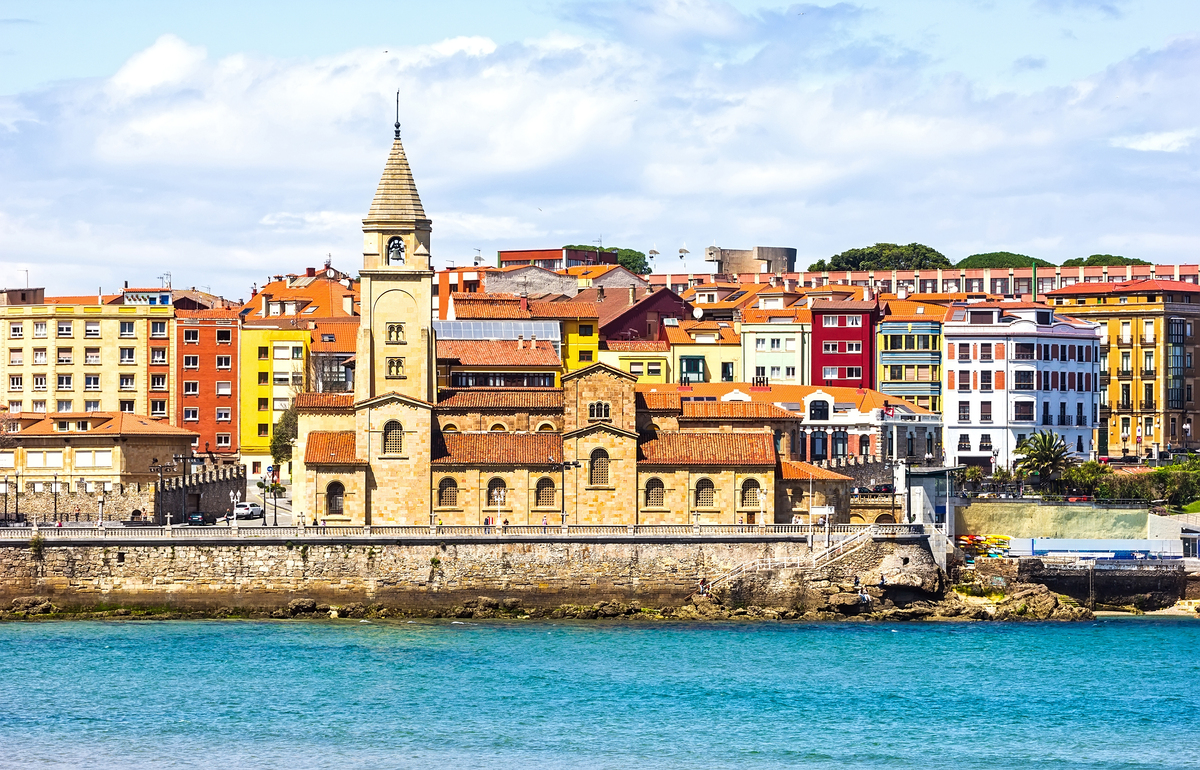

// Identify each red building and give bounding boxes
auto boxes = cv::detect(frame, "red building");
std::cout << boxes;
[175,309,240,459]
[810,300,879,390]
[498,248,617,271]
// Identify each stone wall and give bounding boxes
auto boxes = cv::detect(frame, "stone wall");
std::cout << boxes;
[956,501,1150,539]
[158,464,247,522]
[0,539,817,611]
[3,486,154,524]
[975,557,1185,608]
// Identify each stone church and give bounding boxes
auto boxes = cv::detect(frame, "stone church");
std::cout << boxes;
[292,128,851,526]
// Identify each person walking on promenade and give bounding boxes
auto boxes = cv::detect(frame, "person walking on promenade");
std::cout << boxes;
[542,514,548,533]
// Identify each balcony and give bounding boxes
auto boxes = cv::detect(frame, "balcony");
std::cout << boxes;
[1076,415,1089,426]
[1099,406,1111,420]
[1117,338,1133,348]
[1058,415,1071,426]
[1142,368,1156,378]
[1117,369,1133,378]
[1099,344,1110,355]
[1099,373,1110,387]
[1142,336,1156,345]
[1041,416,1054,426]
[1116,401,1133,411]
[1141,399,1156,410]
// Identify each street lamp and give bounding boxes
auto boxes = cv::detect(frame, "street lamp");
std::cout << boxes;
[52,472,58,524]
[148,458,177,526]
[548,456,581,527]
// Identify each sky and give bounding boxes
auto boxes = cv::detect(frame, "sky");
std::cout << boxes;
[1,0,1199,301]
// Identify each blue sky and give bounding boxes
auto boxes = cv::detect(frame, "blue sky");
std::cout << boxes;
[1,0,1199,299]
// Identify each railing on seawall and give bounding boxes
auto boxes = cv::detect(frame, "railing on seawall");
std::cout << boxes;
[0,522,930,541]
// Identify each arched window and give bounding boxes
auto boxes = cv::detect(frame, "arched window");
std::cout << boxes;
[382,421,403,454]
[487,478,507,506]
[695,478,715,508]
[809,400,829,421]
[741,478,761,507]
[588,402,611,420]
[811,430,828,461]
[796,430,807,461]
[645,478,665,507]
[589,448,610,486]
[832,430,848,459]
[859,434,870,455]
[326,482,344,516]
[386,236,405,265]
[438,478,458,507]
[536,422,557,432]
[489,423,507,432]
[441,423,459,433]
[536,477,556,507]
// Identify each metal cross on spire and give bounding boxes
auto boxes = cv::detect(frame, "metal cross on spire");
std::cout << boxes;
[394,90,401,139]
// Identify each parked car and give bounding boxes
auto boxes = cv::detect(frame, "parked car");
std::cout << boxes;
[186,511,218,526]
[851,486,873,495]
[871,484,895,494]
[234,502,264,520]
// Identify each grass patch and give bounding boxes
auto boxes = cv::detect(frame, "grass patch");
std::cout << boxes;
[1182,500,1200,513]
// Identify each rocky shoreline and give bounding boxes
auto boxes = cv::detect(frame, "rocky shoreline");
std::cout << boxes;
[0,582,1096,623]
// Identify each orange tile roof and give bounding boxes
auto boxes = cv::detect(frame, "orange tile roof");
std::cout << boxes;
[15,412,196,437]
[638,431,776,466]
[779,460,853,481]
[683,283,770,310]
[311,320,359,353]
[43,294,123,305]
[602,340,670,352]
[562,264,620,278]
[662,319,740,345]
[741,307,812,324]
[304,431,364,465]
[176,309,243,319]
[240,272,359,322]
[1047,278,1200,296]
[810,299,878,312]
[634,382,934,415]
[294,393,355,412]
[680,402,797,420]
[436,339,561,367]
[437,389,564,410]
[433,432,562,465]
[451,294,529,319]
[882,300,953,322]
[529,301,599,320]
[636,392,682,411]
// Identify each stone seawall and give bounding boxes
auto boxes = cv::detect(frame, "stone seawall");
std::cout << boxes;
[0,539,816,611]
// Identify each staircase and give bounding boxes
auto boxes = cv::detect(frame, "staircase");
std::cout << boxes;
[811,525,877,568]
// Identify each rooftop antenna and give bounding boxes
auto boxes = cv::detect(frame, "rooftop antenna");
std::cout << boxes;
[158,271,172,289]
[19,269,28,288]
[325,253,332,269]
[473,248,482,266]
[679,244,689,261]
[394,90,401,139]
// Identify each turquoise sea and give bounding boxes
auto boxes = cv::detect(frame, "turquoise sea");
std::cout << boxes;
[1,617,1197,769]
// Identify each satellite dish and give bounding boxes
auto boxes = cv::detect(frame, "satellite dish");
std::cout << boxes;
[692,307,704,320]
[679,247,689,260]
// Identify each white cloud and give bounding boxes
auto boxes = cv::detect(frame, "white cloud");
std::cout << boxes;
[3,4,1200,296]
[1109,129,1198,152]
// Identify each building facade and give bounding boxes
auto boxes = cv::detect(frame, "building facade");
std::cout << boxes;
[877,300,948,415]
[942,302,1100,470]
[175,309,240,458]
[810,300,879,390]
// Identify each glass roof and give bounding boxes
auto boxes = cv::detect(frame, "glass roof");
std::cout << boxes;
[433,320,561,341]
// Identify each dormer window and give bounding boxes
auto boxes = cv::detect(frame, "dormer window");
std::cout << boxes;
[809,400,829,421]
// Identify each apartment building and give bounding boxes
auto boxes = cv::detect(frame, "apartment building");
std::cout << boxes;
[740,306,811,385]
[878,300,950,414]
[238,326,308,478]
[664,320,741,384]
[3,296,176,420]
[810,300,879,390]
[1046,279,1200,458]
[175,309,240,458]
[942,302,1100,469]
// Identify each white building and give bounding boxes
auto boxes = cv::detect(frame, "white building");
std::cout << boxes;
[942,301,1100,471]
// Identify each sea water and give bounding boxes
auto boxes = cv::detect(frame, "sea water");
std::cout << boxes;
[0,617,1197,769]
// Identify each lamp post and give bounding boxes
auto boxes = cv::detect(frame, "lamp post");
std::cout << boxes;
[549,456,581,528]
[52,472,58,524]
[148,458,177,526]
[3,473,7,523]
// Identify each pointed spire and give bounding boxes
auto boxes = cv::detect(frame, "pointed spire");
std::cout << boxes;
[367,101,426,222]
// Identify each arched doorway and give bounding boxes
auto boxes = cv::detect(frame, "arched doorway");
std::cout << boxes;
[874,513,896,524]
[326,482,345,518]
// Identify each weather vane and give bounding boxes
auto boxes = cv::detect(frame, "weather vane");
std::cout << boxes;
[394,90,401,139]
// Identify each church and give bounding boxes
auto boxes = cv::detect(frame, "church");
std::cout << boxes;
[291,126,853,526]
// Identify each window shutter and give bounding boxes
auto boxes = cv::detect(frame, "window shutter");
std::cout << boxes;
[972,344,978,360]
[947,342,955,359]
[972,371,978,389]
[948,371,955,390]
[995,343,1005,360]
[1068,372,1076,390]
[995,371,1005,390]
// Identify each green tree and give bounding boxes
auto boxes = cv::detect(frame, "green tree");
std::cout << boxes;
[1060,254,1150,267]
[1014,431,1075,485]
[270,406,298,466]
[562,245,650,275]
[963,466,984,487]
[808,243,952,272]
[1062,460,1112,494]
[956,252,1055,269]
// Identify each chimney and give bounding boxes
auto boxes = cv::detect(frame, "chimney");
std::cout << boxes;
[597,286,605,302]
[628,286,636,305]
[124,280,128,289]
[531,334,537,349]
[517,335,524,349]
[306,267,316,277]
[520,292,528,312]
[898,286,908,299]
[342,295,353,315]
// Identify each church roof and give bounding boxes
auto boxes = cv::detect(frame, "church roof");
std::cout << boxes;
[779,460,853,481]
[680,402,797,421]
[638,431,776,466]
[433,432,562,465]
[294,393,355,412]
[366,136,426,222]
[437,389,564,410]
[304,431,364,465]
[436,339,561,367]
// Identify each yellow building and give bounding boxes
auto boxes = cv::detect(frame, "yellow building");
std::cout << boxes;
[2,296,177,421]
[238,325,309,478]
[598,340,671,383]
[1047,279,1200,458]
[664,319,741,384]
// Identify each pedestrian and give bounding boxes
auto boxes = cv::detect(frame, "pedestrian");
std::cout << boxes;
[542,514,547,533]
[73,505,81,522]
[503,518,509,527]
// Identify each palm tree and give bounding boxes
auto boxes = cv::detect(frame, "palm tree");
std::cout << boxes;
[1015,430,1074,487]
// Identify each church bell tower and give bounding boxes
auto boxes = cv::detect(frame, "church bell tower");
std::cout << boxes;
[355,114,434,404]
